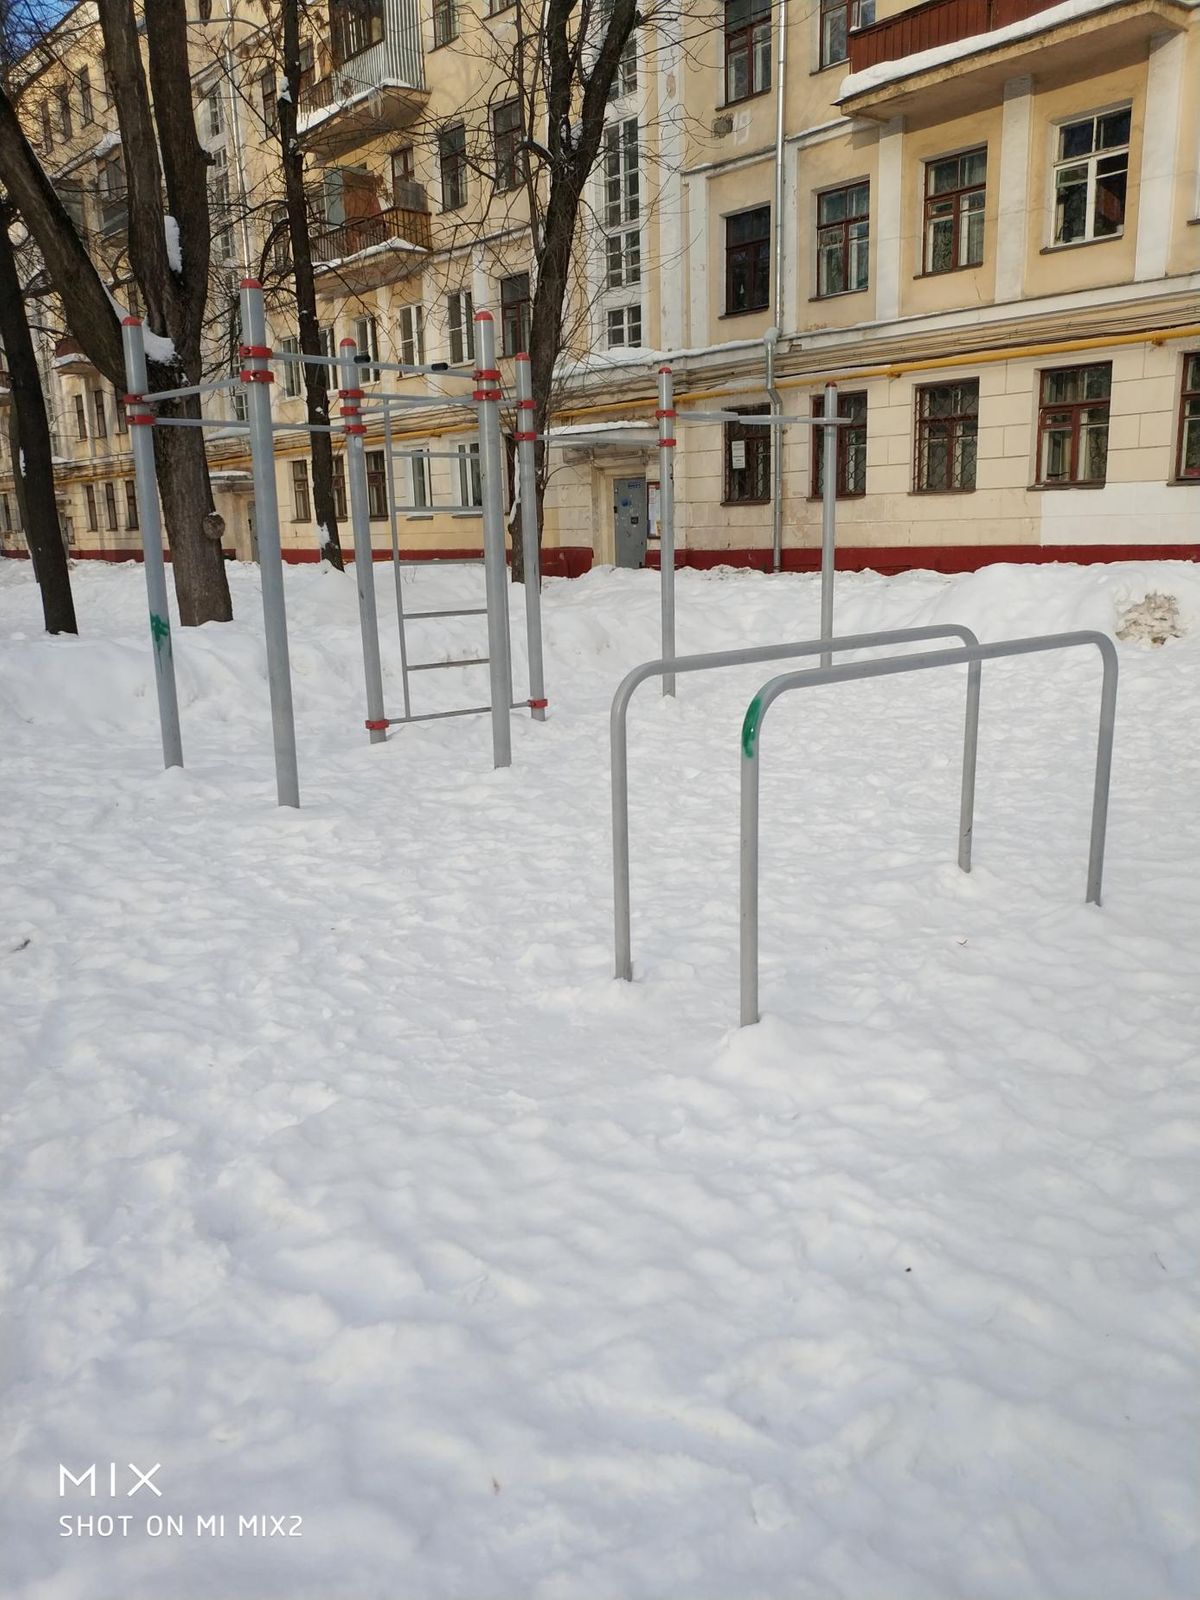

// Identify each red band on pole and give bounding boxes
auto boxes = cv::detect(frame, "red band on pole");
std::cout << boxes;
[345,423,366,436]
[364,718,389,731]
[123,393,142,405]
[473,389,502,402]
[655,408,676,419]
[473,368,501,381]
[528,697,548,710]
[240,369,274,384]
[128,414,155,427]
[660,437,677,447]
[239,343,272,358]
[338,388,364,400]
[515,351,530,362]
[513,431,537,442]
[516,398,535,411]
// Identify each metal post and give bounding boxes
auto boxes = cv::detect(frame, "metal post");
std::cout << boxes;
[514,354,547,722]
[338,337,387,746]
[474,312,512,770]
[239,279,300,807]
[820,380,838,666]
[765,330,783,575]
[121,317,184,771]
[381,399,412,721]
[610,623,981,983]
[657,365,677,698]
[738,630,1118,1024]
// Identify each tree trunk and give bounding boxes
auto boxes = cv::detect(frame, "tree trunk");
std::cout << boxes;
[0,210,76,633]
[151,393,231,626]
[280,0,342,569]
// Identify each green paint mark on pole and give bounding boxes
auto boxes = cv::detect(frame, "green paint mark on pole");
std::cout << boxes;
[742,694,764,760]
[150,612,170,652]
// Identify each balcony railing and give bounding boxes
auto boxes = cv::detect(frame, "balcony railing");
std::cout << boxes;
[848,0,1060,72]
[298,68,374,120]
[312,204,432,265]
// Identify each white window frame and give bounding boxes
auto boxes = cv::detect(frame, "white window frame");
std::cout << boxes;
[353,314,381,383]
[456,441,482,507]
[279,335,302,398]
[398,303,425,367]
[446,290,475,365]
[409,452,432,511]
[605,228,641,290]
[1049,104,1131,248]
[606,304,642,348]
[603,118,639,229]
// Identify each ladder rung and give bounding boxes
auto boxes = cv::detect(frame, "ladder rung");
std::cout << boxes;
[406,607,488,619]
[408,657,489,671]
[389,704,493,724]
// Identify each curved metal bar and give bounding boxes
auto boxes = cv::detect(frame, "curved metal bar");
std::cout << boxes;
[739,629,1119,1026]
[611,623,983,982]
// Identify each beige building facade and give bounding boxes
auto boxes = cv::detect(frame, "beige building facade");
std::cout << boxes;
[1,0,1198,578]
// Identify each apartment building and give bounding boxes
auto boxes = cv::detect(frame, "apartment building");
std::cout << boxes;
[1,0,1197,575]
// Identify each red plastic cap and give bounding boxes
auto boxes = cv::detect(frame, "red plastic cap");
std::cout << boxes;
[339,337,356,348]
[240,277,262,290]
[659,365,672,374]
[515,352,529,362]
[474,309,494,322]
[121,315,141,327]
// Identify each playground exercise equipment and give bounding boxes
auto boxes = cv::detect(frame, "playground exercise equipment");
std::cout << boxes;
[610,624,983,983]
[122,279,547,806]
[738,630,1118,1025]
[545,374,858,697]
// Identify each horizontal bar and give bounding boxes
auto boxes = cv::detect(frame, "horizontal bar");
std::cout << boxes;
[272,421,340,435]
[679,410,854,427]
[141,378,241,404]
[408,657,490,671]
[359,391,479,410]
[273,351,471,381]
[392,505,481,517]
[385,699,529,726]
[143,416,250,431]
[384,447,482,460]
[542,431,659,448]
[406,607,487,619]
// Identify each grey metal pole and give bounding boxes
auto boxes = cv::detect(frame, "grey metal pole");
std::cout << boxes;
[474,312,512,769]
[381,399,412,721]
[239,279,300,808]
[820,380,838,666]
[657,364,677,698]
[610,622,981,983]
[121,316,183,771]
[514,353,547,722]
[765,330,783,574]
[338,337,387,746]
[959,660,982,873]
[738,630,1118,1024]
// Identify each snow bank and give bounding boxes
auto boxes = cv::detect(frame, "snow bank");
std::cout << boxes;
[1,556,1198,1600]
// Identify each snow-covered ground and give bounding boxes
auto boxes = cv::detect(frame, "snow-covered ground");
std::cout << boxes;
[1,555,1197,1600]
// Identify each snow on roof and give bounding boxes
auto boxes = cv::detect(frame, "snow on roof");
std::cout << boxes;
[837,0,1188,100]
[313,234,427,275]
[297,77,422,134]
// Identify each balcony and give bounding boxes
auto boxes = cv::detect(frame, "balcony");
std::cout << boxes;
[52,337,99,378]
[297,2,427,160]
[312,201,432,293]
[839,0,1192,118]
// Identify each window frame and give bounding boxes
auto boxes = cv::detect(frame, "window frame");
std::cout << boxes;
[724,0,771,106]
[78,68,93,125]
[1035,362,1112,488]
[446,289,475,365]
[723,406,772,505]
[291,458,311,522]
[398,303,425,367]
[330,0,385,67]
[922,147,987,275]
[815,180,870,298]
[85,484,98,531]
[913,380,980,494]
[353,314,381,383]
[365,450,388,519]
[724,204,771,316]
[605,304,642,349]
[500,272,531,357]
[91,388,107,439]
[124,480,139,531]
[603,118,639,229]
[74,393,88,441]
[457,442,483,508]
[1175,352,1200,482]
[103,481,119,532]
[812,390,867,499]
[57,84,73,141]
[1050,105,1131,248]
[279,335,302,398]
[439,123,467,213]
[492,97,524,193]
[432,0,457,47]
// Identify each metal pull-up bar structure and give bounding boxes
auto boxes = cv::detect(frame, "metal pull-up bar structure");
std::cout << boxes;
[739,629,1119,1026]
[609,624,983,983]
[122,281,549,801]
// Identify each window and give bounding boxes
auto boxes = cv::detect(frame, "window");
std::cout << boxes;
[819,0,874,70]
[924,148,986,273]
[439,123,467,211]
[366,450,388,518]
[915,381,978,492]
[606,305,642,348]
[291,459,311,521]
[203,87,222,140]
[725,205,770,314]
[298,42,315,100]
[433,0,457,47]
[724,0,770,104]
[816,182,869,297]
[208,147,232,263]
[332,456,348,521]
[114,390,128,435]
[232,388,247,424]
[258,72,278,135]
[85,484,98,530]
[390,146,421,208]
[40,100,53,151]
[74,394,87,441]
[492,98,523,192]
[280,336,302,398]
[1052,107,1130,246]
[398,303,425,366]
[0,494,10,533]
[57,86,72,141]
[98,150,127,236]
[457,442,482,507]
[1177,354,1200,480]
[605,229,640,290]
[410,453,431,511]
[353,314,380,382]
[608,32,637,101]
[91,389,107,439]
[724,407,770,503]
[488,0,515,12]
[78,68,93,124]
[447,290,475,365]
[104,481,119,531]
[1037,364,1111,485]
[270,205,291,272]
[125,480,138,530]
[500,272,530,356]
[813,391,867,498]
[603,119,639,227]
[331,0,385,66]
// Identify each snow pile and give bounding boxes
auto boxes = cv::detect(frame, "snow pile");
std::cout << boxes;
[1,557,1198,1600]
[1116,590,1185,647]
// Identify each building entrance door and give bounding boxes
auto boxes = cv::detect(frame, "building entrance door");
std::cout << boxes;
[613,476,648,568]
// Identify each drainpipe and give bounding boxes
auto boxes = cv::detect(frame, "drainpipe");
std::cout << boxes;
[223,1,256,277]
[768,0,788,573]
